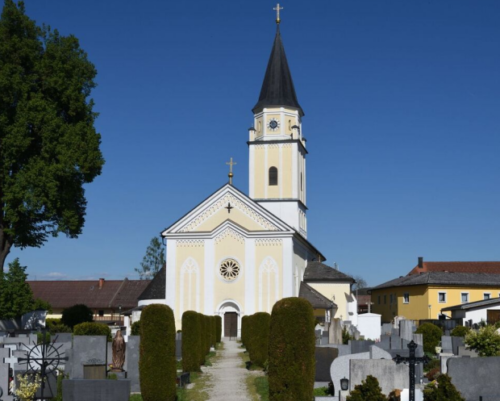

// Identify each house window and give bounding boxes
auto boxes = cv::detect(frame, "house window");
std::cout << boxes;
[438,292,447,303]
[98,310,104,317]
[403,293,410,304]
[461,293,469,303]
[269,167,278,186]
[384,295,387,304]
[378,295,381,305]
[484,293,491,300]
[390,294,393,304]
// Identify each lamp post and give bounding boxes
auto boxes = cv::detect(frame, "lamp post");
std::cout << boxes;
[393,340,429,401]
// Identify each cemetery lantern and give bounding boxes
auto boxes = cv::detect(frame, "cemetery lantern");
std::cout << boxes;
[340,377,349,391]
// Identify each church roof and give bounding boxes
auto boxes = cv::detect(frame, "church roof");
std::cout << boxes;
[299,282,336,309]
[303,262,355,283]
[138,265,166,301]
[252,27,304,115]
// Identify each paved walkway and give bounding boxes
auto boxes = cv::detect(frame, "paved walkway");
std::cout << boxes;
[204,338,257,401]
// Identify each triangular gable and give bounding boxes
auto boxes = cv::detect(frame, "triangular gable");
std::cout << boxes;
[162,184,293,235]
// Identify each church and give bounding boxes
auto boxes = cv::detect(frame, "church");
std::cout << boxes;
[137,11,357,336]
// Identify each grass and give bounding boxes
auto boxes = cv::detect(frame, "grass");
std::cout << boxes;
[238,351,265,371]
[246,374,269,401]
[313,387,329,396]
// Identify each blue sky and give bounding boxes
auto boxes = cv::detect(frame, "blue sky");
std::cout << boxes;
[6,0,500,286]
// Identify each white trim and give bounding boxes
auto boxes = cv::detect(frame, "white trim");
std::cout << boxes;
[258,256,280,312]
[244,239,256,315]
[216,299,243,338]
[204,239,215,314]
[179,257,200,314]
[165,239,177,310]
[282,237,294,298]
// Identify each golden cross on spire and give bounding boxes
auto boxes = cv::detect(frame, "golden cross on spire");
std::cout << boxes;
[273,3,283,24]
[226,157,237,185]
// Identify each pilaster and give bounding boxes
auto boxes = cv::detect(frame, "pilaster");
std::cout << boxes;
[165,239,177,310]
[204,239,215,314]
[244,238,256,315]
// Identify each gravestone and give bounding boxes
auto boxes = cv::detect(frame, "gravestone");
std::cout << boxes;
[0,347,14,401]
[63,379,131,401]
[126,335,141,393]
[440,354,458,374]
[399,320,415,342]
[379,335,390,350]
[441,336,453,353]
[67,336,107,379]
[451,337,464,355]
[448,356,500,401]
[458,346,478,357]
[330,351,370,394]
[401,388,423,401]
[390,334,401,349]
[315,347,339,382]
[350,359,409,395]
[176,339,182,359]
[52,333,73,343]
[381,323,392,335]
[329,319,342,344]
[412,333,423,347]
[350,340,375,354]
[369,345,392,360]
[321,331,329,345]
[317,344,351,356]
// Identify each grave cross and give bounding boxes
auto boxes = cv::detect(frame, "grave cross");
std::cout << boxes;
[393,340,429,401]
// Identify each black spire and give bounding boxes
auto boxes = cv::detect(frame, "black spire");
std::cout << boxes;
[253,27,304,116]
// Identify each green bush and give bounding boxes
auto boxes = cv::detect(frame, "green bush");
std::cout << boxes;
[197,313,205,366]
[182,311,201,372]
[465,325,500,356]
[241,315,248,347]
[268,298,315,401]
[209,316,215,348]
[249,312,271,367]
[245,315,255,355]
[450,325,470,337]
[46,318,71,334]
[61,304,93,329]
[131,321,141,336]
[73,322,112,341]
[342,325,352,345]
[202,315,210,357]
[423,374,465,400]
[215,315,222,343]
[416,323,442,354]
[347,375,386,401]
[139,304,176,401]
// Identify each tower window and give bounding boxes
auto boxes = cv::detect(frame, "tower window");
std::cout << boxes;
[269,167,278,186]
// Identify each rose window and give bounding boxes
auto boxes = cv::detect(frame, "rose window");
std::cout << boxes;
[220,259,240,281]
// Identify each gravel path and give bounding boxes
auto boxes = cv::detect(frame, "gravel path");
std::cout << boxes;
[204,338,257,401]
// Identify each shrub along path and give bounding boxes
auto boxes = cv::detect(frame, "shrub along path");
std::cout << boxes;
[205,339,255,401]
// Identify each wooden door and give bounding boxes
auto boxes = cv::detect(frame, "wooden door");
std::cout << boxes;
[487,309,500,324]
[224,312,238,337]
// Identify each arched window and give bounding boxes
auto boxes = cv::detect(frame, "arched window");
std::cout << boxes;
[269,167,278,186]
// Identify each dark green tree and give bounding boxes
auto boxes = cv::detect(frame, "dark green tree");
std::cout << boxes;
[423,374,465,401]
[0,258,33,318]
[135,237,165,279]
[33,298,52,313]
[0,0,104,271]
[61,304,93,329]
[416,323,443,354]
[347,375,387,401]
[182,311,201,372]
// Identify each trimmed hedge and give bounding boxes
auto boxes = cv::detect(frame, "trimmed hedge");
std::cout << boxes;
[73,322,112,341]
[268,298,315,401]
[182,311,201,372]
[215,315,222,343]
[209,316,215,348]
[248,312,271,367]
[61,304,93,329]
[139,304,176,401]
[131,321,141,336]
[241,315,248,347]
[198,313,205,366]
[245,315,255,356]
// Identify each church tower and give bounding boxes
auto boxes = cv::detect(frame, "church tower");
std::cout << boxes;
[248,23,308,238]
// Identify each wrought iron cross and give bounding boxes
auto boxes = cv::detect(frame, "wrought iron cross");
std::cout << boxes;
[274,3,283,24]
[393,340,429,401]
[226,157,237,185]
[225,202,233,214]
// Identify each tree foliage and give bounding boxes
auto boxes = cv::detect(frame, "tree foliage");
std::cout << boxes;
[182,311,201,373]
[268,298,316,401]
[423,374,465,401]
[73,321,112,341]
[347,375,387,401]
[61,304,93,329]
[248,312,271,367]
[352,275,368,291]
[0,258,33,318]
[135,237,165,279]
[450,325,470,337]
[465,325,500,357]
[416,323,442,354]
[0,0,104,271]
[139,304,176,401]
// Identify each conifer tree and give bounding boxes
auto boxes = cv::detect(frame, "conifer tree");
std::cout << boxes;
[0,258,33,318]
[135,237,165,279]
[423,374,465,401]
[0,0,104,271]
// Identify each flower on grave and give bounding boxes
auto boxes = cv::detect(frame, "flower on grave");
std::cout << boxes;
[14,374,41,401]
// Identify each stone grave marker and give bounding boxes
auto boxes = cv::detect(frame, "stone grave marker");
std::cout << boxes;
[381,323,392,335]
[329,319,342,344]
[126,335,140,393]
[350,340,375,354]
[451,336,464,355]
[399,320,415,342]
[458,346,478,357]
[369,345,392,360]
[0,347,14,401]
[68,336,107,379]
[320,331,329,345]
[401,388,423,401]
[378,334,390,350]
[315,347,339,382]
[441,336,453,353]
[350,359,409,395]
[390,334,401,349]
[448,355,500,400]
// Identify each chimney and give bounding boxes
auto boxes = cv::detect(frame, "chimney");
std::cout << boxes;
[418,257,424,269]
[99,278,105,289]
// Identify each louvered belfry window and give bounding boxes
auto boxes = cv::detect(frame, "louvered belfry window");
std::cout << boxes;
[269,167,278,186]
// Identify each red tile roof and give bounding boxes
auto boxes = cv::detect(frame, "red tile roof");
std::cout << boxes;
[28,279,150,311]
[408,262,500,276]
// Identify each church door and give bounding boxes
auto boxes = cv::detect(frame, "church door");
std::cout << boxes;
[224,312,238,337]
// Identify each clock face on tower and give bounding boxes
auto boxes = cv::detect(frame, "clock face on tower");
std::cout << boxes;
[268,119,279,131]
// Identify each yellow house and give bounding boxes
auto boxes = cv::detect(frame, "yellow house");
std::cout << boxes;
[371,271,500,323]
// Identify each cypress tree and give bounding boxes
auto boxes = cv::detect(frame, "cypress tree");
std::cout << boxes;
[139,304,176,401]
[182,311,201,372]
[249,312,271,367]
[268,298,315,401]
[215,315,222,343]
